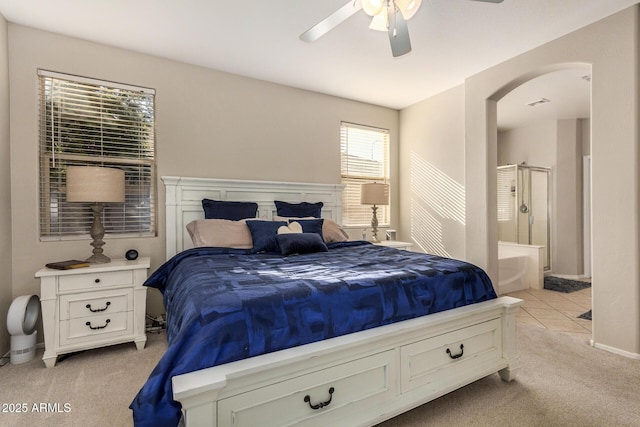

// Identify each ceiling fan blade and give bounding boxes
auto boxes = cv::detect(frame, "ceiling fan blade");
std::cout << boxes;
[388,6,411,57]
[299,1,363,43]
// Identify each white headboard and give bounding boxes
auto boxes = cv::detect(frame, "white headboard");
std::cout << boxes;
[162,176,345,259]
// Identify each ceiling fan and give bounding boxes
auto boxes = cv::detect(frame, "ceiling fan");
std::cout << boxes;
[300,0,504,57]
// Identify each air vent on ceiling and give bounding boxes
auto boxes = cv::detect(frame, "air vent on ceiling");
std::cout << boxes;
[527,98,550,107]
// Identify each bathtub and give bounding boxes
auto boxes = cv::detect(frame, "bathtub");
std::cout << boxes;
[498,255,528,294]
[497,241,544,295]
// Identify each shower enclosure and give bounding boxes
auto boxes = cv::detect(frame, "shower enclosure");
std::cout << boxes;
[497,164,551,270]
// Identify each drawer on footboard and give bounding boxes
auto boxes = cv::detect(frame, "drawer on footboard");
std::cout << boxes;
[400,318,503,394]
[217,350,396,427]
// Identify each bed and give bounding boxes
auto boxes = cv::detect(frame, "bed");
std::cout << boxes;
[131,176,523,427]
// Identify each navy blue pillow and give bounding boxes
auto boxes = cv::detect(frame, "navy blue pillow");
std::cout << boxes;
[291,218,324,241]
[202,199,258,221]
[246,220,287,253]
[274,201,323,218]
[276,233,328,256]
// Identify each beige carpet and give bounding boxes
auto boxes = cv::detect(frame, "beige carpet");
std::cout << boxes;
[0,331,165,427]
[377,325,640,427]
[0,324,639,427]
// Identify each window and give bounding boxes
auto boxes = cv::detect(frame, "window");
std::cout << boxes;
[38,70,156,240]
[340,122,390,227]
[497,167,515,222]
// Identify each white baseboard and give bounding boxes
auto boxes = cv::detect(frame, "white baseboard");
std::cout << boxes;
[591,340,640,360]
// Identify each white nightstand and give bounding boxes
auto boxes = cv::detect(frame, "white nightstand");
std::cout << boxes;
[36,257,150,368]
[374,240,413,251]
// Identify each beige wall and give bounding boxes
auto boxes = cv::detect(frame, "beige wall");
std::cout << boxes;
[555,118,584,275]
[498,120,556,167]
[464,6,639,356]
[0,14,12,355]
[6,24,398,347]
[399,6,639,356]
[398,84,466,259]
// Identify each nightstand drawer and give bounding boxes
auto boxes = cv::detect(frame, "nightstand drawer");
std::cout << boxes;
[58,270,134,292]
[60,311,133,346]
[59,289,132,321]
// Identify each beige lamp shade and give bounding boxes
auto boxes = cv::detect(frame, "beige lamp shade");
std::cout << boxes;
[361,182,389,206]
[66,166,125,203]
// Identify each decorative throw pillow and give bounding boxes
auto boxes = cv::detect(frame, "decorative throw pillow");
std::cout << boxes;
[246,220,288,253]
[276,233,329,256]
[273,216,349,243]
[274,200,323,218]
[186,219,253,249]
[202,199,258,221]
[321,218,350,243]
[293,218,324,240]
[277,221,303,235]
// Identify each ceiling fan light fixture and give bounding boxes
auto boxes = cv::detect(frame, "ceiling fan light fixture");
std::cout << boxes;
[369,11,389,31]
[395,0,422,19]
[362,0,384,16]
[300,0,501,58]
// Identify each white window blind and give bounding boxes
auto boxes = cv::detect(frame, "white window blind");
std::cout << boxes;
[340,122,390,227]
[38,70,156,240]
[497,167,515,222]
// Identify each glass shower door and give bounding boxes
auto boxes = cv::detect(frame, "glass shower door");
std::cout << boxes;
[497,165,551,270]
[528,168,550,269]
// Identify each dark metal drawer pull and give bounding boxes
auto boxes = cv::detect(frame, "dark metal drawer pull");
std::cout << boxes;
[85,319,111,330]
[94,278,101,283]
[304,387,335,410]
[446,344,464,359]
[86,301,111,312]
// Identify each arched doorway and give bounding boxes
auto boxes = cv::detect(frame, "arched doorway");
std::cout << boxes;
[496,66,592,285]
[464,7,640,357]
[492,66,593,334]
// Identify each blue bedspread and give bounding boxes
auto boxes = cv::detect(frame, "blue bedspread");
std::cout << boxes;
[130,241,496,427]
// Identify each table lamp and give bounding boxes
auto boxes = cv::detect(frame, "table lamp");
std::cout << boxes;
[361,182,389,243]
[66,166,125,263]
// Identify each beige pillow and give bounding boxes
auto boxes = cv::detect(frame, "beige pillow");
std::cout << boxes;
[322,218,350,243]
[273,216,349,244]
[186,219,253,249]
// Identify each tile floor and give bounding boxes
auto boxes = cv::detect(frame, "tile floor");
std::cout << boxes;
[506,287,592,337]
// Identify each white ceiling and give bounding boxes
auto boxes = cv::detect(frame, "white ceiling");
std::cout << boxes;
[0,0,636,125]
[498,66,592,131]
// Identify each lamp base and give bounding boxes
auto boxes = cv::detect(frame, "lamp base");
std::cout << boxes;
[370,205,380,243]
[86,203,111,264]
[86,253,111,264]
